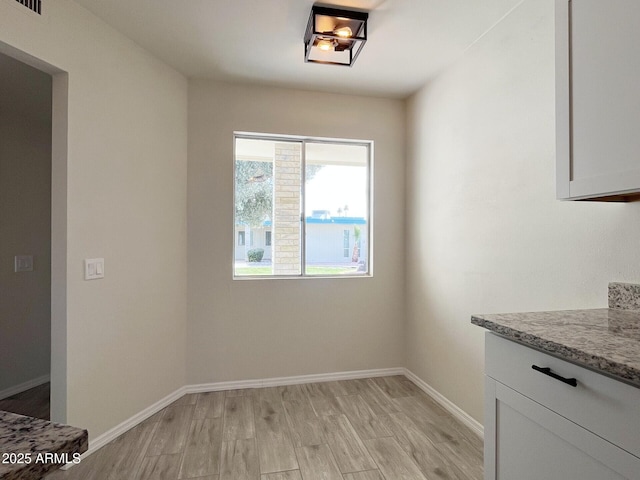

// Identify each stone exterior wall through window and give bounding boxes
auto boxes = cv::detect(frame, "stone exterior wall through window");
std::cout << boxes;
[273,143,301,275]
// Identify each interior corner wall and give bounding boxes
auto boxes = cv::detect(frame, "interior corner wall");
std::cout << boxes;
[187,80,406,384]
[0,53,52,394]
[405,0,640,423]
[0,0,188,439]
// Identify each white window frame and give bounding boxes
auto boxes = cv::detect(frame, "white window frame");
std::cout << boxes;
[233,131,373,279]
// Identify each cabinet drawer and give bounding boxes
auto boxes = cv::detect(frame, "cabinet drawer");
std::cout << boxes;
[485,332,640,458]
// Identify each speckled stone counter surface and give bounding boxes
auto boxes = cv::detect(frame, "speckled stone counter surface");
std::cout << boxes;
[472,282,640,388]
[0,411,87,480]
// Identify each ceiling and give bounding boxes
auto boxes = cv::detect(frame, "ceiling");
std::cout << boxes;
[73,0,522,99]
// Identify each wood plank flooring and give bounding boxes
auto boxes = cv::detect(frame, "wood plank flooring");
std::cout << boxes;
[45,376,482,480]
[0,382,50,420]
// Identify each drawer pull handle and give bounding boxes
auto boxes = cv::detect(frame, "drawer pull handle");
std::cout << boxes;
[532,365,577,387]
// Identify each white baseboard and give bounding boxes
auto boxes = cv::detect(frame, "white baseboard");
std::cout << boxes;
[403,368,484,439]
[63,385,187,469]
[66,366,482,470]
[186,367,405,393]
[0,374,50,401]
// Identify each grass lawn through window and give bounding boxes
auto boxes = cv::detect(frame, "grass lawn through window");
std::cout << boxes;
[235,265,359,276]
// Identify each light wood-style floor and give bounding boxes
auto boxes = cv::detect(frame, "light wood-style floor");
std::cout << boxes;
[0,382,50,420]
[45,376,483,480]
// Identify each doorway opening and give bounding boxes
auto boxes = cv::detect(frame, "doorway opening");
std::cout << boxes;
[0,44,68,423]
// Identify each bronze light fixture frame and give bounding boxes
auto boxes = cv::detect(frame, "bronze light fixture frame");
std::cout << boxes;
[304,5,369,67]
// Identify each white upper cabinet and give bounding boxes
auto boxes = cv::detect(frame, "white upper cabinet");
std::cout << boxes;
[556,0,640,200]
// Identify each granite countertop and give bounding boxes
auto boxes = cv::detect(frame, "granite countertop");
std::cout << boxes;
[472,282,640,388]
[0,411,88,480]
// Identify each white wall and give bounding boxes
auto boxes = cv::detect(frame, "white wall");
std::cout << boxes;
[0,0,188,439]
[188,80,405,383]
[405,0,640,423]
[0,53,51,394]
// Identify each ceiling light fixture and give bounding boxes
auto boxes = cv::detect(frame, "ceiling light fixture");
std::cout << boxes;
[304,5,368,67]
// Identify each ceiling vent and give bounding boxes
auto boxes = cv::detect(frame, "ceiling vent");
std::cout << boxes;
[14,0,41,14]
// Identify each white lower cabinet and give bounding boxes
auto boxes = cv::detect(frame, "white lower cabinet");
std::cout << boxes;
[484,333,640,480]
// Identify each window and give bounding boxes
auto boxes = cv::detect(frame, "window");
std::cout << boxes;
[234,133,372,277]
[238,231,245,246]
[343,230,350,258]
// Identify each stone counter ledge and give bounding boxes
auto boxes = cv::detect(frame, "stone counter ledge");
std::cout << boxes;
[0,410,88,480]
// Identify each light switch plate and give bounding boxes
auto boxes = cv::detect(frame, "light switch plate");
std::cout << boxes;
[84,258,105,280]
[15,255,33,272]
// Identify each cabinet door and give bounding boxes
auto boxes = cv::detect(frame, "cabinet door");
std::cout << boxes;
[556,0,640,200]
[484,378,639,480]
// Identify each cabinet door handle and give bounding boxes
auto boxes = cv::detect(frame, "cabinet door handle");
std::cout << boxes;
[532,365,577,387]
